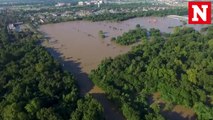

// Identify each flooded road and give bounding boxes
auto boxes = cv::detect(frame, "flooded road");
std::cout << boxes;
[40,17,206,120]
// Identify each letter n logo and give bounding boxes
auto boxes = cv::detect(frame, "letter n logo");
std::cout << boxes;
[188,2,212,24]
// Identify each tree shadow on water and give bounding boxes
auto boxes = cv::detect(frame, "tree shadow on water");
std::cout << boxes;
[162,109,196,120]
[91,93,125,120]
[45,47,94,95]
[159,103,196,120]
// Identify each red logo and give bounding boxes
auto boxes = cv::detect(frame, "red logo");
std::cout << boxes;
[188,2,212,24]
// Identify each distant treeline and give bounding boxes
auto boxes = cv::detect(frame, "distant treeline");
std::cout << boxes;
[85,8,187,21]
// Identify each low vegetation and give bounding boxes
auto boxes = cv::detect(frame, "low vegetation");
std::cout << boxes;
[99,30,106,39]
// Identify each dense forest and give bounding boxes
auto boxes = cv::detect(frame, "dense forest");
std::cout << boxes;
[85,8,187,21]
[90,27,213,120]
[0,15,104,120]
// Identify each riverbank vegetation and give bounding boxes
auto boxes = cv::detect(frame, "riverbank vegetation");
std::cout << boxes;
[0,15,104,120]
[90,27,213,120]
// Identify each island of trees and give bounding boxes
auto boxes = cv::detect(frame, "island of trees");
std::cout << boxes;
[112,25,162,45]
[112,25,147,45]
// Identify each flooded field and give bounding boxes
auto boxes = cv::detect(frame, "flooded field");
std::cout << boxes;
[40,17,205,120]
[40,17,206,76]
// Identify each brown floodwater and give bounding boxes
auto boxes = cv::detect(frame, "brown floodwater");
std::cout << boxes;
[39,17,206,120]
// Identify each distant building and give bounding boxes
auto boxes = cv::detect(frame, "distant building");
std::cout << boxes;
[40,19,44,23]
[8,24,16,30]
[55,3,65,7]
[31,17,35,21]
[98,0,103,4]
[78,0,104,7]
[78,1,85,6]
[7,22,23,32]
[51,13,58,17]
[97,0,104,8]
[85,1,91,5]
[76,10,92,17]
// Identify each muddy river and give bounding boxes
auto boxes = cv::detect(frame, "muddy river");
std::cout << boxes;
[40,17,206,120]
